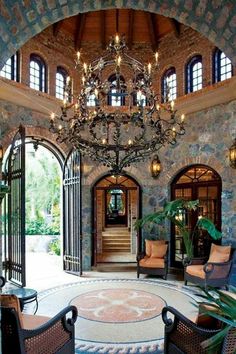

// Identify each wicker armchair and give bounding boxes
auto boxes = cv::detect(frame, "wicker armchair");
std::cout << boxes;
[137,240,169,279]
[1,303,78,354]
[184,245,235,288]
[162,306,236,354]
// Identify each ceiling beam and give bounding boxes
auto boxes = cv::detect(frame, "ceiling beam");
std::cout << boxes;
[53,21,63,37]
[128,9,134,50]
[101,11,106,50]
[147,13,159,52]
[75,13,86,51]
[169,18,181,37]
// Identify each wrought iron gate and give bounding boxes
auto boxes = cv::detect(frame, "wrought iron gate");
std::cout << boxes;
[63,149,82,275]
[3,125,26,286]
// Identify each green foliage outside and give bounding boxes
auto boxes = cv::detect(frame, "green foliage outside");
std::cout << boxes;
[25,145,60,235]
[49,238,61,256]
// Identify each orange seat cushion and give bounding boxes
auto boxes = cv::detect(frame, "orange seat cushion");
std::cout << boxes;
[186,265,205,279]
[145,239,166,257]
[151,243,168,258]
[0,294,23,326]
[139,256,165,268]
[22,314,50,329]
[208,244,231,263]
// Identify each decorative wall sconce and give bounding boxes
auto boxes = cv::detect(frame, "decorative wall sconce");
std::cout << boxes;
[229,138,236,169]
[150,155,161,178]
[0,144,3,163]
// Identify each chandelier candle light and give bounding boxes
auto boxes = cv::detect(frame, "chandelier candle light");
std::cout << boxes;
[50,35,185,175]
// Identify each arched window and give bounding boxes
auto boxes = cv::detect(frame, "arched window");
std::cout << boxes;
[108,74,125,106]
[0,52,19,81]
[29,54,47,92]
[86,74,98,107]
[162,67,177,102]
[186,55,202,93]
[133,74,147,106]
[213,49,232,83]
[56,67,69,100]
[171,165,221,267]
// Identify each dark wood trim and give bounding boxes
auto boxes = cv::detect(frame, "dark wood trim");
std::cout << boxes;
[100,11,106,50]
[128,9,134,49]
[147,12,159,51]
[169,18,180,37]
[75,13,86,51]
[53,21,63,37]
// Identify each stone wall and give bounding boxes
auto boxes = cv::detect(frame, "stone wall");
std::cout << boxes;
[0,93,235,270]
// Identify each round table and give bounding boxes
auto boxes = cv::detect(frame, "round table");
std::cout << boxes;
[4,288,38,314]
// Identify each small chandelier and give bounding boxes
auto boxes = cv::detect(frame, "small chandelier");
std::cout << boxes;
[229,138,236,169]
[49,35,185,175]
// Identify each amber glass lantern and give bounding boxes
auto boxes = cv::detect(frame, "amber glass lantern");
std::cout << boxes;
[229,138,236,169]
[150,155,161,178]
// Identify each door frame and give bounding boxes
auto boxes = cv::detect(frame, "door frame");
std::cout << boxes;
[170,164,222,268]
[91,174,142,266]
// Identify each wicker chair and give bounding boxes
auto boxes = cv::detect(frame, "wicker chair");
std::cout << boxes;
[184,244,235,288]
[162,305,236,354]
[1,296,78,354]
[137,240,169,279]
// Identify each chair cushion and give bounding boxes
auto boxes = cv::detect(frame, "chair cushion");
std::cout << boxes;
[186,265,205,279]
[22,314,50,329]
[208,244,231,263]
[145,239,166,257]
[151,243,168,258]
[139,256,165,268]
[0,294,23,326]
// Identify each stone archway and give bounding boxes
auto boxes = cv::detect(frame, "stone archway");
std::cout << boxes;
[1,1,236,69]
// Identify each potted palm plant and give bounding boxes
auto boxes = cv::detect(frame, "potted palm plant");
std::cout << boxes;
[198,286,236,353]
[135,199,222,262]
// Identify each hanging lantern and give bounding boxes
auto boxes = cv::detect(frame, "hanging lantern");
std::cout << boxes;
[229,138,236,169]
[150,155,161,178]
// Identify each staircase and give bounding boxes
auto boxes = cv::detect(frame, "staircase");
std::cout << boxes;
[102,227,131,252]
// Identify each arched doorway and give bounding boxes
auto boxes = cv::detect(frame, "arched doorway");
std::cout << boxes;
[24,138,63,285]
[93,174,141,265]
[171,164,222,267]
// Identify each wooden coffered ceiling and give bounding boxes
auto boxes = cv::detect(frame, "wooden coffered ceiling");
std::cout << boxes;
[52,9,181,51]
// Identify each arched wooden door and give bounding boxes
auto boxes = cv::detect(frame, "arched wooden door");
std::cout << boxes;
[3,125,26,286]
[63,149,82,275]
[171,164,222,267]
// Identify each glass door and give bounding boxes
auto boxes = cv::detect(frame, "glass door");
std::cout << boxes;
[171,165,221,267]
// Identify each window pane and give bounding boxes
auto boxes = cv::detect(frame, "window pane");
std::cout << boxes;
[30,60,40,91]
[56,72,65,100]
[220,52,232,81]
[0,55,17,80]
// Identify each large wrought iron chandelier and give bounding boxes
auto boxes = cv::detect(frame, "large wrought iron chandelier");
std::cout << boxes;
[49,35,185,175]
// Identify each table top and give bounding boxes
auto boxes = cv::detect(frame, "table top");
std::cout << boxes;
[4,287,37,301]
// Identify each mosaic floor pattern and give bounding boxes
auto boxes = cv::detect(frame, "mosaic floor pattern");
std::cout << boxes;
[38,279,199,354]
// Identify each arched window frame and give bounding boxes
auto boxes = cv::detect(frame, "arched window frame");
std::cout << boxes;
[186,55,202,93]
[29,54,47,92]
[133,73,147,107]
[162,67,177,102]
[108,74,125,106]
[0,51,19,82]
[56,66,69,100]
[213,48,233,83]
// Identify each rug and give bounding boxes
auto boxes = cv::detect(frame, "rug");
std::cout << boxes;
[38,279,199,354]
